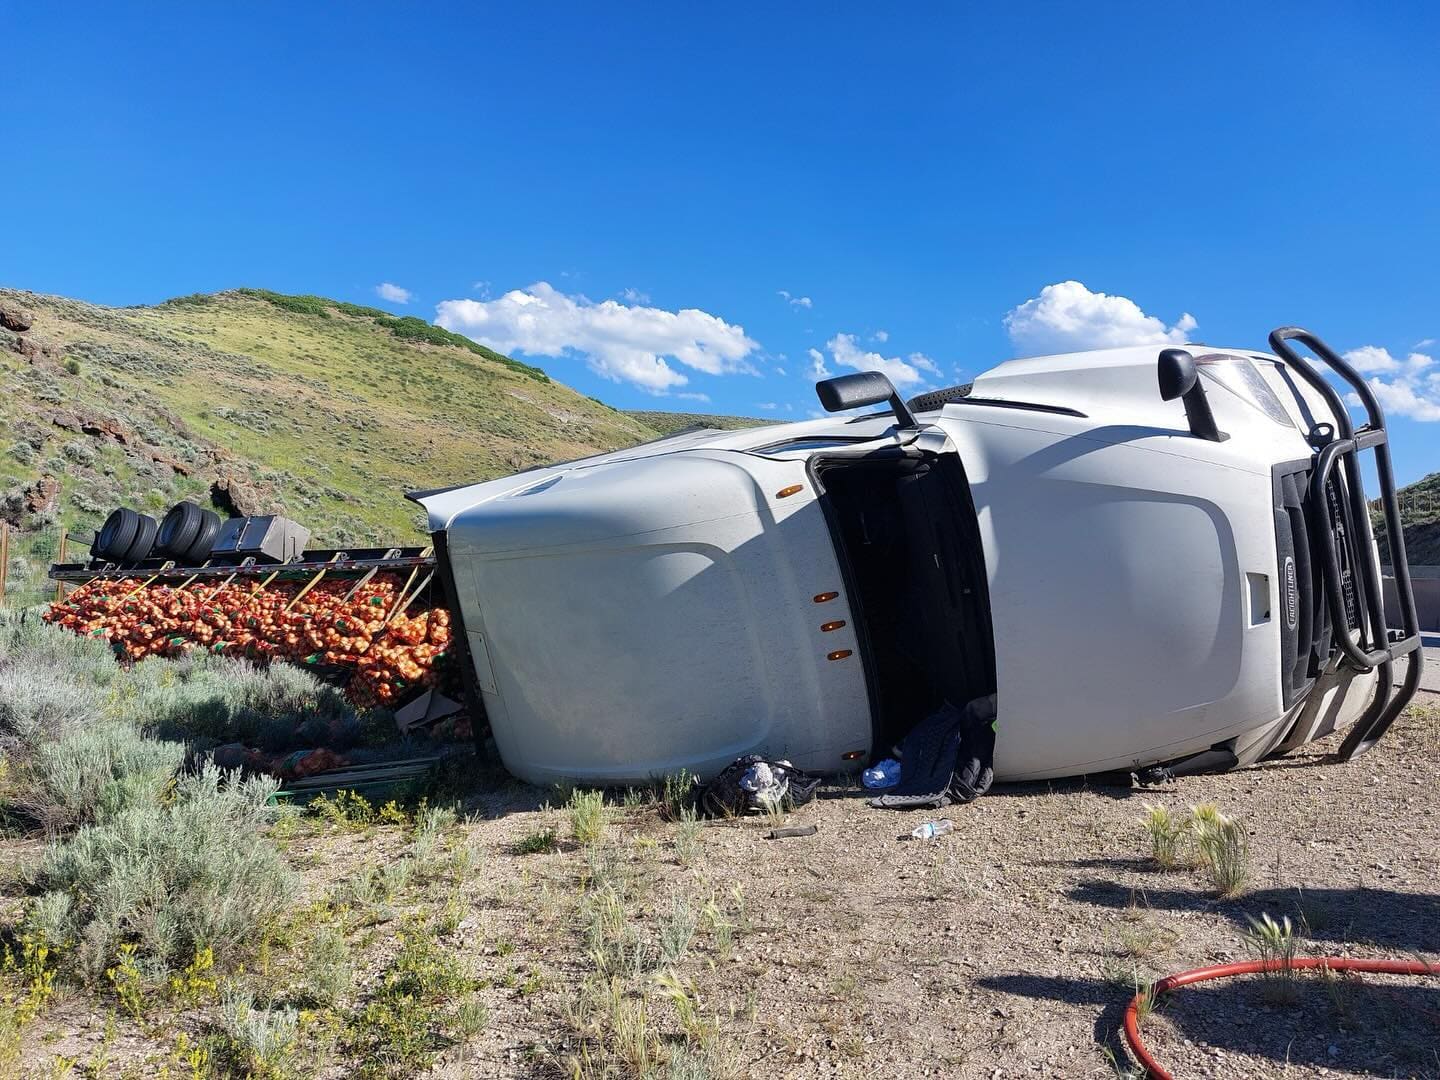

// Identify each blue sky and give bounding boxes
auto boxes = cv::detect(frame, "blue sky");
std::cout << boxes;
[4,2,1437,483]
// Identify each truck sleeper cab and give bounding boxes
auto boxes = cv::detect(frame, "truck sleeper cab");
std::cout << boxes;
[413,327,1423,788]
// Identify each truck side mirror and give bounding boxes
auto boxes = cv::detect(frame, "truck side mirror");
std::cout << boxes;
[1157,348,1198,401]
[816,371,918,429]
[1157,348,1227,442]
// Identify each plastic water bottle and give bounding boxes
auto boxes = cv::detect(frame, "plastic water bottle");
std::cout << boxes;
[911,819,954,840]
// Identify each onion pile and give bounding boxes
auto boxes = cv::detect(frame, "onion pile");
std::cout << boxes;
[44,573,454,707]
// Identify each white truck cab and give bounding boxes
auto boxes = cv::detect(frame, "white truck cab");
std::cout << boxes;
[413,329,1424,787]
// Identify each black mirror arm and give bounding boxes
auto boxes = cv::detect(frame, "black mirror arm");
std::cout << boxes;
[887,391,918,430]
[1157,348,1227,442]
[1180,377,1227,443]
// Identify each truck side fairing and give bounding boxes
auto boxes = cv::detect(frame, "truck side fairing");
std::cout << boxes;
[432,448,872,785]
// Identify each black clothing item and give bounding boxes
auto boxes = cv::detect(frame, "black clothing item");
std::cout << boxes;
[870,694,997,810]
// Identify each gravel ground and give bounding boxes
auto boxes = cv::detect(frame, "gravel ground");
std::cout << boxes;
[421,691,1439,1079]
[8,692,1438,1078]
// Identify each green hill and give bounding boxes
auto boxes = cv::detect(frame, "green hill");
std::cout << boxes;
[1376,470,1440,566]
[623,409,768,435]
[0,287,765,549]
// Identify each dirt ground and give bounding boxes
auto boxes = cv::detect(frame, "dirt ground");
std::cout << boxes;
[7,692,1439,1079]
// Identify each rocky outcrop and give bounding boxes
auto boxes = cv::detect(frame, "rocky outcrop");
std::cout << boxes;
[11,333,61,363]
[211,469,265,518]
[2,475,62,526]
[25,476,59,515]
[0,297,62,363]
[149,450,191,477]
[43,408,191,475]
[0,300,33,332]
[46,408,132,445]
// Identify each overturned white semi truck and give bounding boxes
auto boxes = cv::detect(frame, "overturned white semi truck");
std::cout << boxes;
[411,328,1423,787]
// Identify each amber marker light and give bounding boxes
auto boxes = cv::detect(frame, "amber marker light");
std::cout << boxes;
[813,591,839,603]
[841,750,866,761]
[775,484,804,498]
[827,649,853,661]
[820,620,846,632]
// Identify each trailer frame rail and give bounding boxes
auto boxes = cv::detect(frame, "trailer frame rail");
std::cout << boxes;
[49,547,437,584]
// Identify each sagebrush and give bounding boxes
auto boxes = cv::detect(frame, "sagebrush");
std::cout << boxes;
[30,765,297,976]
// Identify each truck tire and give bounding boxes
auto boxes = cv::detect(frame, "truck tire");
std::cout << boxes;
[157,502,223,563]
[120,514,159,564]
[95,508,142,561]
[185,507,222,563]
[157,502,203,558]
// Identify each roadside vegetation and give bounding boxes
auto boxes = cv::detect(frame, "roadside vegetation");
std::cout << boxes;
[3,607,1438,1076]
[0,610,758,1077]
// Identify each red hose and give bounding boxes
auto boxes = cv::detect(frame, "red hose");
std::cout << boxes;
[1122,957,1439,1079]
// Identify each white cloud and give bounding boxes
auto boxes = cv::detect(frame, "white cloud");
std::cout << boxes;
[1343,345,1406,374]
[675,391,711,403]
[1342,346,1439,421]
[1003,281,1197,356]
[872,329,889,343]
[907,352,941,377]
[375,282,413,304]
[824,333,935,390]
[806,347,830,379]
[1414,338,1435,349]
[1366,379,1440,422]
[471,280,491,298]
[778,290,813,309]
[620,287,651,304]
[758,402,778,410]
[434,282,759,394]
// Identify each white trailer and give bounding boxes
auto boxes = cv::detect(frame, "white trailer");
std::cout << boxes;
[412,329,1424,787]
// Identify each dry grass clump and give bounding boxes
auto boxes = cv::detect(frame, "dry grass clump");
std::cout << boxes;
[1139,801,1250,896]
[672,805,704,866]
[512,826,559,855]
[1139,804,1186,869]
[657,896,698,966]
[562,855,750,1080]
[568,788,608,845]
[1243,912,1300,1004]
[1194,811,1249,898]
[300,925,354,1008]
[658,769,697,822]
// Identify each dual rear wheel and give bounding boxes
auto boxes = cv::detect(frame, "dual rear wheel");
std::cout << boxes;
[94,502,221,564]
